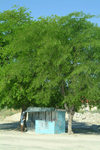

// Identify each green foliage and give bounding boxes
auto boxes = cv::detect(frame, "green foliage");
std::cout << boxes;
[0,8,100,111]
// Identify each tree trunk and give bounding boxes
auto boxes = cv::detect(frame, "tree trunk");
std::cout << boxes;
[68,111,74,134]
[64,104,75,134]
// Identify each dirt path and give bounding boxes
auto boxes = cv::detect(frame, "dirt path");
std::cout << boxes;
[0,131,100,150]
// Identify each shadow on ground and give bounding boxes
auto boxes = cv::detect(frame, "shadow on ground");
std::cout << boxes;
[0,121,100,135]
[66,121,100,135]
[0,122,19,131]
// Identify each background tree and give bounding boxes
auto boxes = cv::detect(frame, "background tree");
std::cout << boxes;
[0,7,32,109]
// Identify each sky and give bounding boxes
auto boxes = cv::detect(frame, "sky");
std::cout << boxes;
[0,0,100,25]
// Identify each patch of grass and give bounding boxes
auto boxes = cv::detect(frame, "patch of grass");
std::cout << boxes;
[0,107,20,120]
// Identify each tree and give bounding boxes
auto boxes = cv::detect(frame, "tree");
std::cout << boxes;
[30,13,100,134]
[0,7,32,109]
[0,9,99,134]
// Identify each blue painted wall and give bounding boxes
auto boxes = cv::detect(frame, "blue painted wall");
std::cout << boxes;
[35,120,55,134]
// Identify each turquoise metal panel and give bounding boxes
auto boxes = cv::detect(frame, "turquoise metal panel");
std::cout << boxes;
[55,111,65,133]
[35,120,55,134]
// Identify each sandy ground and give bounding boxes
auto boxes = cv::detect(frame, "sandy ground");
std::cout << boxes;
[0,113,100,150]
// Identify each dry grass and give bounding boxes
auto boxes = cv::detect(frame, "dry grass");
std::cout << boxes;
[0,108,20,120]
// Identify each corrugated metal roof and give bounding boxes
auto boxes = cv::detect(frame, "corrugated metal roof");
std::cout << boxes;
[25,107,66,112]
[25,107,55,112]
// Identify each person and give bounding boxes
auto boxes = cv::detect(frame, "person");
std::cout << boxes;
[20,111,27,132]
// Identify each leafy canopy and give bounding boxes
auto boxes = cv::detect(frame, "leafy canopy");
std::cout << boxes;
[0,8,100,111]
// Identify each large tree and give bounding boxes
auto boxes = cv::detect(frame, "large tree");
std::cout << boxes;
[29,13,100,134]
[0,9,99,134]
